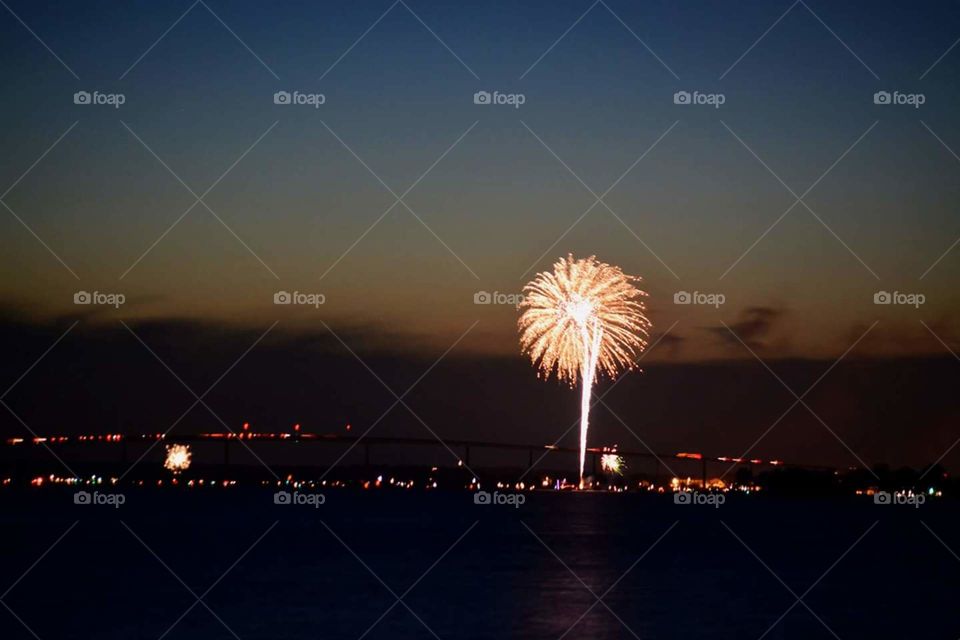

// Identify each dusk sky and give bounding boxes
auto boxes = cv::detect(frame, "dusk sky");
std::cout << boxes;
[7,8,960,640]
[1,0,958,359]
[2,1,960,470]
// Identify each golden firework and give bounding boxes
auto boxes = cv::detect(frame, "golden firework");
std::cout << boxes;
[164,443,192,474]
[518,255,650,484]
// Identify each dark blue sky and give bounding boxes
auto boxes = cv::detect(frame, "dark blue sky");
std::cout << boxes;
[1,0,959,360]
[1,1,960,472]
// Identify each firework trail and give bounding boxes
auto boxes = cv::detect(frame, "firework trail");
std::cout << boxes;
[518,255,650,486]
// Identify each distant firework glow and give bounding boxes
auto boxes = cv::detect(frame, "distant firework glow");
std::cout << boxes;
[519,255,650,487]
[164,444,192,474]
[601,454,625,476]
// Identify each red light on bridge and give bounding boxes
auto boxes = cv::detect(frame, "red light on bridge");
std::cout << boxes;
[676,452,702,460]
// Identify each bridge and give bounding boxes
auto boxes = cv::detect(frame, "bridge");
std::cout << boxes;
[4,428,840,484]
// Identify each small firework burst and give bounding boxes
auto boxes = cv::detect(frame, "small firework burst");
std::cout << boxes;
[164,444,192,474]
[601,454,625,476]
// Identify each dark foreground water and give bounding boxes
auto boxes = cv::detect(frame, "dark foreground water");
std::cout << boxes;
[1,490,958,639]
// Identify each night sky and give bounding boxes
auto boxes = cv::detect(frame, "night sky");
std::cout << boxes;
[2,0,959,470]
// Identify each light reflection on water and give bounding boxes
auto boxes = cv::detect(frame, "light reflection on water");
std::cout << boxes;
[0,491,957,639]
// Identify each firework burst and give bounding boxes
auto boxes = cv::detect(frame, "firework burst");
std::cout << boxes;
[518,255,650,486]
[601,454,625,476]
[164,444,192,474]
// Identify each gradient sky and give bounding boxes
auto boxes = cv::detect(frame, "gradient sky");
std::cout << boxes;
[2,1,960,472]
[1,0,959,363]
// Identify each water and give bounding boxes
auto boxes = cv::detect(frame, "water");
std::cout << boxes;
[1,490,957,639]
